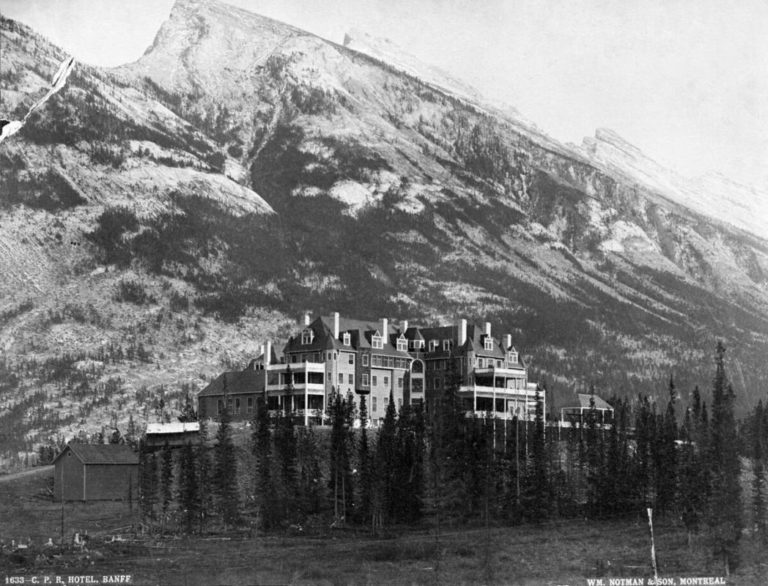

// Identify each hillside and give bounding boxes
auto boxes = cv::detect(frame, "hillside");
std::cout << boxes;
[1,0,768,460]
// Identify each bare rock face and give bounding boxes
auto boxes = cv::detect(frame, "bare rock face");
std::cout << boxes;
[1,0,768,448]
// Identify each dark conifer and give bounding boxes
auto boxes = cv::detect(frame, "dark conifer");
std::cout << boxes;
[357,395,373,525]
[752,400,766,543]
[253,396,275,530]
[213,404,240,527]
[707,342,742,575]
[160,442,173,526]
[524,386,549,520]
[178,441,199,533]
[139,443,157,520]
[655,375,678,515]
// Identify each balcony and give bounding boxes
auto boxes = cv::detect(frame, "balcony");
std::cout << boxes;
[267,382,326,393]
[460,384,538,398]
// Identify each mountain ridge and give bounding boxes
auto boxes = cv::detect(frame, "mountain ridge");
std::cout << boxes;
[1,0,767,457]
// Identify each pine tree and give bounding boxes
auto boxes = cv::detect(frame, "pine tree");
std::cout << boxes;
[524,386,549,520]
[679,406,704,546]
[214,405,240,527]
[583,392,603,518]
[296,425,323,519]
[328,391,355,523]
[157,442,173,532]
[139,443,157,520]
[374,390,398,525]
[752,400,766,543]
[655,375,678,515]
[178,441,199,533]
[274,400,298,523]
[707,342,742,575]
[253,397,275,530]
[356,395,373,525]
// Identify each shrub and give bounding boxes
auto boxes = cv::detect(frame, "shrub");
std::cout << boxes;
[114,280,155,305]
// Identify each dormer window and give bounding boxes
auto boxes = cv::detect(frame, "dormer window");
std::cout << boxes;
[483,337,493,351]
[428,340,438,352]
[396,336,407,352]
[443,340,453,352]
[343,332,351,346]
[410,339,425,350]
[508,350,518,363]
[301,328,314,345]
[372,332,384,349]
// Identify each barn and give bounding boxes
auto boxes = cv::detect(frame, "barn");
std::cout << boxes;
[53,443,139,502]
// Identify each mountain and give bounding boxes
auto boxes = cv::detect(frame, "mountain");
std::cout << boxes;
[1,0,768,456]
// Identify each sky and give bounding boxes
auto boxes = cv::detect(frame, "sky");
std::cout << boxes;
[1,0,767,190]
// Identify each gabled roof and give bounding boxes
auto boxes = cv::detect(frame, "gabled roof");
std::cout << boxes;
[197,369,264,398]
[54,443,138,465]
[146,422,201,435]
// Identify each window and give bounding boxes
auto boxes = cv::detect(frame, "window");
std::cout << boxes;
[372,396,377,412]
[398,398,402,408]
[397,337,407,352]
[362,373,369,386]
[412,339,425,350]
[291,355,297,364]
[412,380,423,393]
[348,374,353,384]
[247,397,254,413]
[372,375,378,386]
[343,332,351,346]
[508,351,518,363]
[338,373,343,385]
[383,376,389,387]
[301,328,314,345]
[372,333,384,349]
[478,358,484,368]
[484,337,494,351]
[384,397,389,406]
[429,340,438,352]
[497,360,502,368]
[348,353,354,364]
[434,377,441,389]
[362,354,369,366]
[235,398,241,414]
[301,354,307,363]
[398,377,403,388]
[443,340,453,352]
[217,399,223,414]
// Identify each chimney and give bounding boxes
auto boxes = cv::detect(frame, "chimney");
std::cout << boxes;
[304,311,311,326]
[260,343,265,358]
[265,340,272,365]
[402,319,409,333]
[333,312,340,339]
[504,334,512,350]
[459,318,467,346]
[381,318,388,337]
[485,321,492,338]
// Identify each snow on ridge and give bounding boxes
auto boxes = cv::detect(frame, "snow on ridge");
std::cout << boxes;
[581,129,768,241]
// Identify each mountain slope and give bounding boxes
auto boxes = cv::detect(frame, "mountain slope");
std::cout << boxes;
[1,0,768,458]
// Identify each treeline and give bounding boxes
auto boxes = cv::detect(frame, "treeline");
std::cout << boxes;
[137,343,757,575]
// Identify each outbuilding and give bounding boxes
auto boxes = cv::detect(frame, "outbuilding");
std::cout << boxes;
[144,421,201,449]
[53,442,139,502]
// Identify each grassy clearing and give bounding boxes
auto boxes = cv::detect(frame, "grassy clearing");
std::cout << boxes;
[2,469,768,585]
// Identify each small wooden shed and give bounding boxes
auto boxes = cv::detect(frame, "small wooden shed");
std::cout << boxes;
[144,421,201,449]
[53,442,139,502]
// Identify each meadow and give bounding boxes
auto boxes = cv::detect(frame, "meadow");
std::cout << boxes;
[2,467,768,585]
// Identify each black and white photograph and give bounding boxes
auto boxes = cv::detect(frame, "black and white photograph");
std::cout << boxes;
[0,0,767,584]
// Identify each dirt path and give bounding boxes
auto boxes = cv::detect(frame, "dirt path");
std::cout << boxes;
[0,464,52,483]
